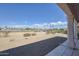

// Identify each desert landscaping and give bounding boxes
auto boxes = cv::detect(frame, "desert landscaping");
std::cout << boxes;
[0,31,52,51]
[0,30,67,56]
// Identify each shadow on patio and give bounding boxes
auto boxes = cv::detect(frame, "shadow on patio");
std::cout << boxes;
[0,36,67,56]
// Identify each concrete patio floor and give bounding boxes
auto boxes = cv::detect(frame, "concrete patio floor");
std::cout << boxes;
[46,40,79,56]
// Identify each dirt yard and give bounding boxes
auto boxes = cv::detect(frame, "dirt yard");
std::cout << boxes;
[0,31,67,56]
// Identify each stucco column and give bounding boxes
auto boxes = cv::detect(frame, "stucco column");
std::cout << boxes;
[67,16,76,49]
[74,19,78,43]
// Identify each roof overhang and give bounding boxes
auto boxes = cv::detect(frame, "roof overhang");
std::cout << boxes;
[57,3,79,22]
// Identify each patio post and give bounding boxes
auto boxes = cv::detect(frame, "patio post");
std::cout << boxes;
[67,16,76,49]
[74,19,78,43]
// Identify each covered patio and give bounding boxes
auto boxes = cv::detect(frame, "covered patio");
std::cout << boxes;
[46,3,79,56]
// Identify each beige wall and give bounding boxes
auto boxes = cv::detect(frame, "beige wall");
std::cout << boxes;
[57,3,78,49]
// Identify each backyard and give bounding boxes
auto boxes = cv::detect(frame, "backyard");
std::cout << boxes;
[0,30,67,56]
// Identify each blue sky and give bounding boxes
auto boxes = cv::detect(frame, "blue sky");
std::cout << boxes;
[0,3,67,26]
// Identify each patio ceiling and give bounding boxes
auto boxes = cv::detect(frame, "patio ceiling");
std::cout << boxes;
[67,3,79,22]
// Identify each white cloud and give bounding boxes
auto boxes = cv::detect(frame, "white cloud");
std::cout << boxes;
[2,21,67,29]
[50,21,67,26]
[30,21,67,29]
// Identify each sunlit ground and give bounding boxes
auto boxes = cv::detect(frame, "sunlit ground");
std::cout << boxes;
[0,31,67,55]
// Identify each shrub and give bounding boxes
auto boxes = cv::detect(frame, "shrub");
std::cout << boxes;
[9,39,15,42]
[4,31,10,37]
[25,37,28,39]
[46,29,67,34]
[46,29,53,34]
[24,33,31,37]
[31,33,36,36]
